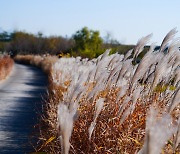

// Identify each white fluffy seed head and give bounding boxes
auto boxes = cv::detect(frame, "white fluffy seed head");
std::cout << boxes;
[139,107,175,154]
[57,103,76,154]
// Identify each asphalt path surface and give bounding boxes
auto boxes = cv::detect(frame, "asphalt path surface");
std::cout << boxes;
[0,63,48,153]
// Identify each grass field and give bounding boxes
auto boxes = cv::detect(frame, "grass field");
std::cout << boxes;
[15,29,180,154]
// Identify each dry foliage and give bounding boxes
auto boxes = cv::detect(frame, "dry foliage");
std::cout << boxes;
[0,55,14,80]
[14,54,58,74]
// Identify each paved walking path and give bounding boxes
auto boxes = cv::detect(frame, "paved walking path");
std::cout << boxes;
[0,63,48,153]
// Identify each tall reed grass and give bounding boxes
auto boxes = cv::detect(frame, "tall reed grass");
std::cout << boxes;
[15,29,180,153]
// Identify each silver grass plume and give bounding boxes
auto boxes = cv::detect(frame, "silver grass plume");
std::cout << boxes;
[168,38,180,54]
[173,67,180,87]
[117,96,131,117]
[116,85,129,103]
[168,87,180,113]
[123,49,133,61]
[93,60,104,80]
[106,62,122,86]
[114,74,129,88]
[88,98,105,140]
[107,53,123,70]
[100,49,111,61]
[115,58,133,84]
[130,86,143,114]
[86,77,106,101]
[57,104,77,154]
[150,54,169,91]
[151,42,179,90]
[133,34,152,59]
[159,28,178,52]
[107,54,118,69]
[173,118,180,152]
[120,106,132,124]
[139,107,175,154]
[131,43,156,86]
[120,86,143,123]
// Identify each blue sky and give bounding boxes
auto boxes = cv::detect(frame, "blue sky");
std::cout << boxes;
[1,0,180,44]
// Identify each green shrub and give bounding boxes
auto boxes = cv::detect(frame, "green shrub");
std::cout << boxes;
[73,27,104,58]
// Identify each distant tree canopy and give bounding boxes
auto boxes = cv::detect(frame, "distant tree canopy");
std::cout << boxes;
[73,27,104,58]
[0,27,139,58]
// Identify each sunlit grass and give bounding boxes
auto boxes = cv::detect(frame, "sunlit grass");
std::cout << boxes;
[15,28,180,154]
[0,55,14,80]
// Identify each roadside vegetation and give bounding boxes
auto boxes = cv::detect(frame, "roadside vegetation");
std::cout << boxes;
[14,29,180,153]
[0,55,14,80]
[15,54,57,74]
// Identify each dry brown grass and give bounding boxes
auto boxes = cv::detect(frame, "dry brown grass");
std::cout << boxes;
[37,85,179,154]
[0,55,14,80]
[14,55,58,74]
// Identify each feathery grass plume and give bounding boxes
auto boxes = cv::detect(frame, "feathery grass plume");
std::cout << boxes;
[107,53,123,70]
[100,49,111,60]
[166,46,180,68]
[86,67,96,83]
[139,107,175,154]
[106,62,122,85]
[130,86,143,114]
[93,61,103,80]
[173,54,180,70]
[151,54,169,91]
[107,55,117,69]
[123,49,133,61]
[117,96,131,117]
[143,52,164,86]
[88,82,106,101]
[131,43,156,86]
[131,63,138,76]
[112,73,128,88]
[67,73,88,102]
[151,40,180,89]
[115,58,133,84]
[133,34,152,59]
[57,103,76,154]
[167,38,180,54]
[115,85,129,103]
[159,28,178,52]
[173,67,180,87]
[120,105,132,124]
[173,118,180,152]
[168,87,180,113]
[86,77,106,101]
[88,98,105,140]
[119,86,143,123]
[170,48,180,71]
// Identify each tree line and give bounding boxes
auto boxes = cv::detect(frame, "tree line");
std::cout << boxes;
[0,27,135,58]
[0,31,74,55]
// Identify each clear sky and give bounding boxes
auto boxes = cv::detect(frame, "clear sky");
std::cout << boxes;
[1,0,180,44]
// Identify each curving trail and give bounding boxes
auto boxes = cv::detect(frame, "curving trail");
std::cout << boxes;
[0,63,48,154]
